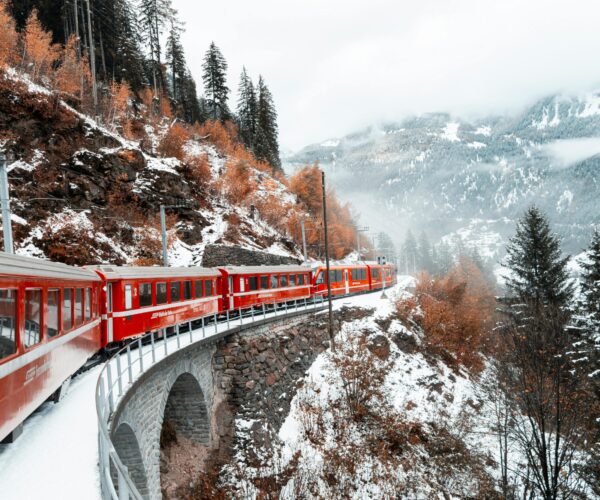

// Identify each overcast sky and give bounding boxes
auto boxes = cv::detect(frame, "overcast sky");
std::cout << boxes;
[173,0,600,151]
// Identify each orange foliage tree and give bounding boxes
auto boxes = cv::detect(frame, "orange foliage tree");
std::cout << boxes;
[157,122,191,160]
[0,0,17,69]
[54,35,81,96]
[193,120,239,155]
[289,163,359,259]
[22,9,59,82]
[401,258,495,372]
[219,158,257,204]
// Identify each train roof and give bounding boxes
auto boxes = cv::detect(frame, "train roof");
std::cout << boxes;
[0,252,101,281]
[219,265,310,275]
[85,265,219,280]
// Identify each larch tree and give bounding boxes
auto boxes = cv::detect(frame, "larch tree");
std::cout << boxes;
[23,8,59,81]
[236,67,257,149]
[202,41,230,121]
[54,34,81,95]
[0,0,18,68]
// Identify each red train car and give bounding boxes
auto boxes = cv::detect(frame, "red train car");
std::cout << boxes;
[0,253,102,443]
[87,266,221,344]
[366,262,397,290]
[311,263,371,297]
[219,265,312,310]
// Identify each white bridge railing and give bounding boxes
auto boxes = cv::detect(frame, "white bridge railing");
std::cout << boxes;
[95,296,326,500]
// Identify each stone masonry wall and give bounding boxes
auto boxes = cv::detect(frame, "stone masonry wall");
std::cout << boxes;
[201,244,301,268]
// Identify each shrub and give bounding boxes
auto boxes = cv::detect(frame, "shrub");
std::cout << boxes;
[157,122,190,160]
[193,120,238,155]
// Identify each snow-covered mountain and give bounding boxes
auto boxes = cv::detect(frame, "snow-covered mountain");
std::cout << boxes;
[287,90,600,257]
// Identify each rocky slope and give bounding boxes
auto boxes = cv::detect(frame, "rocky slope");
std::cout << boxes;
[0,71,302,266]
[287,90,600,257]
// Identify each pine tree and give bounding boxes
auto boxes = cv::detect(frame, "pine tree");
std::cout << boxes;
[138,0,172,95]
[503,206,573,311]
[418,231,434,273]
[236,67,257,149]
[581,229,600,323]
[402,230,418,274]
[179,68,201,123]
[435,241,454,276]
[202,41,230,121]
[255,76,280,171]
[165,18,185,102]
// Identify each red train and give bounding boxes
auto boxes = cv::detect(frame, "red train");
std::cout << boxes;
[0,253,396,442]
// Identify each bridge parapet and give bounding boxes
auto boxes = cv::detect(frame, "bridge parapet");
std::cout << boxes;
[96,298,328,500]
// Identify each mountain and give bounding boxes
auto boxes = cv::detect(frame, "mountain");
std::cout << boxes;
[287,91,600,258]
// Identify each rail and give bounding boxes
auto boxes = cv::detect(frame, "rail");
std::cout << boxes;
[95,295,326,500]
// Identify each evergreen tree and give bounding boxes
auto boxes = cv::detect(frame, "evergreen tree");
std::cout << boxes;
[179,68,201,123]
[165,18,185,102]
[503,206,573,311]
[138,0,172,94]
[402,230,418,274]
[580,229,600,323]
[236,67,257,149]
[435,241,454,276]
[376,232,396,263]
[202,41,230,121]
[255,75,281,171]
[418,231,434,273]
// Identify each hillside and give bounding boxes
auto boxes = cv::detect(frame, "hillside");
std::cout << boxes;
[287,90,600,257]
[0,70,305,265]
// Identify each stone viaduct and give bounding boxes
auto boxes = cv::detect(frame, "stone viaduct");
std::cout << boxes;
[108,309,334,499]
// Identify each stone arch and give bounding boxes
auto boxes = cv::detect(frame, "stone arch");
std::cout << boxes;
[112,423,150,499]
[161,372,209,444]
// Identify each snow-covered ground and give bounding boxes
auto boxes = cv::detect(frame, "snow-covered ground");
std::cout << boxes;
[0,366,102,500]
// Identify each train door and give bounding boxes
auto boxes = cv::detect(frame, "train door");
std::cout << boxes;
[228,277,234,309]
[344,270,349,294]
[106,282,113,342]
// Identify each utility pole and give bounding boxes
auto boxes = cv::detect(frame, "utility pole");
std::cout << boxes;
[321,170,335,350]
[160,204,168,266]
[356,226,369,261]
[85,0,97,111]
[300,218,308,263]
[0,152,14,254]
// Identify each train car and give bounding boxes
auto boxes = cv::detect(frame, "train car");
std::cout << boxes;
[0,253,102,443]
[87,266,221,344]
[366,262,397,291]
[218,265,312,311]
[311,263,370,297]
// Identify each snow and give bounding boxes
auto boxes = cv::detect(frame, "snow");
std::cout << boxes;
[320,139,340,148]
[467,141,486,149]
[146,156,180,175]
[441,122,460,142]
[475,125,491,136]
[556,189,573,213]
[578,91,600,118]
[0,367,102,500]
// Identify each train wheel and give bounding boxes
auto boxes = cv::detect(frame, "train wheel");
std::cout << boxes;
[52,377,71,403]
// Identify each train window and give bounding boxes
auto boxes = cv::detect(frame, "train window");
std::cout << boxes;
[183,281,192,300]
[24,289,42,348]
[205,280,213,296]
[74,289,83,326]
[298,274,305,286]
[63,289,73,331]
[316,272,324,285]
[139,283,152,307]
[239,278,245,292]
[249,277,258,291]
[280,275,288,287]
[85,288,92,321]
[170,282,181,302]
[195,280,203,298]
[123,285,132,311]
[0,289,17,360]
[260,276,269,289]
[47,289,59,338]
[156,282,167,304]
[372,269,379,279]
[270,275,278,288]
[107,283,113,313]
[328,270,336,283]
[289,274,296,286]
